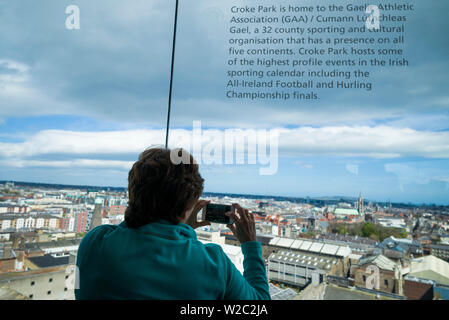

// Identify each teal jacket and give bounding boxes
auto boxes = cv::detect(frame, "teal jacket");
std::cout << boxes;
[75,220,271,300]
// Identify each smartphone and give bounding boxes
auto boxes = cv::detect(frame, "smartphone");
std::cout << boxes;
[202,203,233,224]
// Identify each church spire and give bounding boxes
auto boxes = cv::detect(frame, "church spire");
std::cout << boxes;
[358,191,364,214]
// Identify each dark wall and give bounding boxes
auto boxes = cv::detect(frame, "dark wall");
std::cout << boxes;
[404,280,433,300]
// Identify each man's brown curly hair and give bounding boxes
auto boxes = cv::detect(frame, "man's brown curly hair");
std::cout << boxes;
[125,147,204,228]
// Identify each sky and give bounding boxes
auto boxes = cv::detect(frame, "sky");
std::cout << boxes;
[0,0,449,205]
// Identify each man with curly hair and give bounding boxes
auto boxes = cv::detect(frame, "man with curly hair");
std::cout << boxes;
[75,147,270,300]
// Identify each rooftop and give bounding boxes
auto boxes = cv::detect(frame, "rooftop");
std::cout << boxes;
[268,236,351,258]
[323,284,398,300]
[27,253,70,268]
[269,283,299,300]
[268,250,337,271]
[356,254,397,272]
[334,208,361,216]
[23,238,82,251]
[0,265,69,282]
[318,233,378,246]
[0,214,60,221]
[429,243,449,250]
[0,286,29,300]
[409,255,449,286]
[223,234,273,245]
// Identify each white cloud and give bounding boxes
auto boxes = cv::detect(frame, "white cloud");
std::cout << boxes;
[0,129,165,158]
[294,161,314,169]
[0,159,133,170]
[385,163,449,192]
[0,59,29,83]
[345,164,359,175]
[433,97,449,107]
[277,126,449,159]
[1,125,449,170]
[407,86,431,95]
[1,1,448,130]
[383,114,449,131]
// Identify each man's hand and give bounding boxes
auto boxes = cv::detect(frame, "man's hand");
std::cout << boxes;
[225,203,256,244]
[184,199,211,229]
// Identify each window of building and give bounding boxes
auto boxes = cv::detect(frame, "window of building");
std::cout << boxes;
[29,294,33,299]
[49,278,53,283]
[64,287,68,292]
[362,275,366,282]
[384,279,388,287]
[30,281,35,286]
[47,290,51,295]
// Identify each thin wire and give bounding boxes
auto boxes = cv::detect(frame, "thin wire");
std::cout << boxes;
[165,0,179,149]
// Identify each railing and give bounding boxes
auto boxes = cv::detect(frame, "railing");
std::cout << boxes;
[354,286,407,300]
[327,275,349,287]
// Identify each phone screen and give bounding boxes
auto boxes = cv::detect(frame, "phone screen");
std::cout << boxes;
[204,203,233,224]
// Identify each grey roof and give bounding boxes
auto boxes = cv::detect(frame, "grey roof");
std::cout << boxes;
[323,284,398,300]
[0,214,59,221]
[268,236,352,258]
[320,244,339,255]
[382,236,421,247]
[269,283,299,300]
[268,237,281,246]
[0,286,29,300]
[383,249,404,259]
[356,254,397,271]
[0,266,69,282]
[223,234,272,245]
[299,240,313,251]
[268,250,335,271]
[290,239,303,249]
[277,238,295,248]
[336,246,351,257]
[409,255,449,286]
[430,244,449,251]
[23,238,81,251]
[27,254,70,268]
[256,235,274,245]
[309,242,324,253]
[318,233,378,246]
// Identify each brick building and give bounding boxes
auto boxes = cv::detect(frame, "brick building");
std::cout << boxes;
[350,254,404,295]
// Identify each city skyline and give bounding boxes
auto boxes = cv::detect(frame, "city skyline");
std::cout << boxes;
[2,179,448,208]
[1,0,449,205]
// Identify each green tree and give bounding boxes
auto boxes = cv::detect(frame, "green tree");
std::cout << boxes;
[362,222,376,238]
[306,231,316,238]
[396,228,408,239]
